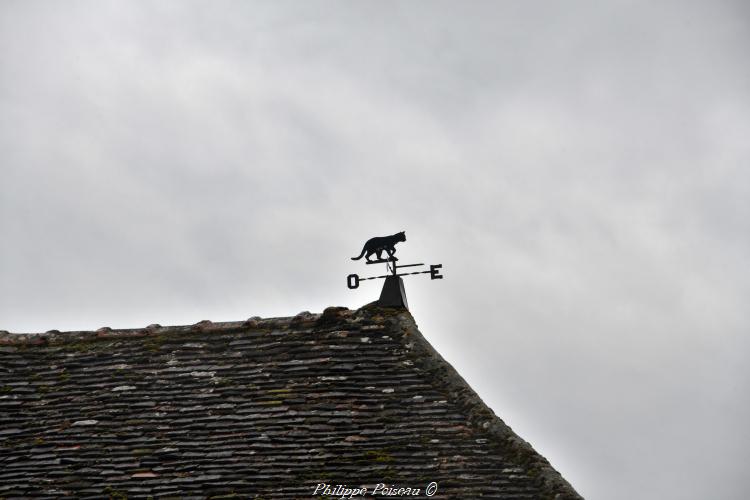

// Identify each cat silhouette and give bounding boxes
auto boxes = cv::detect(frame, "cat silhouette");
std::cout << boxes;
[351,231,406,262]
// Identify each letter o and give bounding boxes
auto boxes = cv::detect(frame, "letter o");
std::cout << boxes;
[347,274,360,289]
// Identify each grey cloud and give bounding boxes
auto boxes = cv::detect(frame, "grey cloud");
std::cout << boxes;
[2,1,749,498]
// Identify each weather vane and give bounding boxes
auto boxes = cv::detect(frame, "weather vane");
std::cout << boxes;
[347,231,443,309]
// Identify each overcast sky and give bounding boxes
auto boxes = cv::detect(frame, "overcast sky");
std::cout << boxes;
[2,1,749,498]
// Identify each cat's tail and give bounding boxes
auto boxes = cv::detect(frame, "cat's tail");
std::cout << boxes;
[351,248,366,260]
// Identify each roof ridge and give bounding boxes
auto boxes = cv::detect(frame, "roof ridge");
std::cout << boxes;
[393,311,583,500]
[0,309,335,345]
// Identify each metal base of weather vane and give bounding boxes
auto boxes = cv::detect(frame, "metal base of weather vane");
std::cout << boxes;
[379,274,409,309]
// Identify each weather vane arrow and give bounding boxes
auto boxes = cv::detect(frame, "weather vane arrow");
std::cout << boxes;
[346,231,443,309]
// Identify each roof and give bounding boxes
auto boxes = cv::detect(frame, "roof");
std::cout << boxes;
[0,305,582,499]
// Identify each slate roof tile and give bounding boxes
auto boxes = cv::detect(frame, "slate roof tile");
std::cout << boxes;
[0,305,581,499]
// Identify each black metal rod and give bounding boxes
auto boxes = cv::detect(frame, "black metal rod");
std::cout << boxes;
[360,270,434,281]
